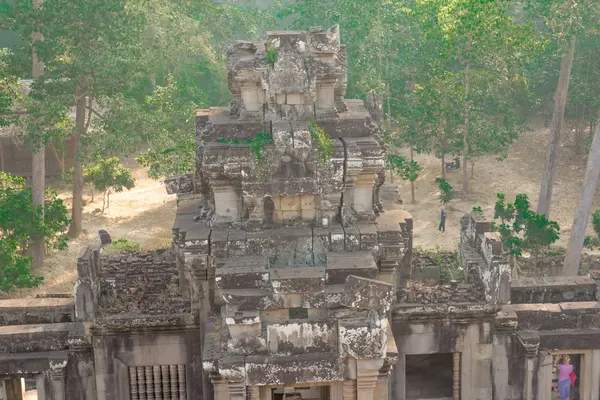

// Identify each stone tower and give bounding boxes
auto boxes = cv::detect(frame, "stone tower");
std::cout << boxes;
[167,26,414,400]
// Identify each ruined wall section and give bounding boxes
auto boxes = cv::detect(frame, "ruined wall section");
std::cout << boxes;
[75,244,190,318]
[458,212,511,304]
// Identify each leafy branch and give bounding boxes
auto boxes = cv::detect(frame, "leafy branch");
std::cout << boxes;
[265,41,279,65]
[308,120,333,162]
[218,131,274,162]
[435,178,454,205]
[478,193,560,278]
[386,154,422,182]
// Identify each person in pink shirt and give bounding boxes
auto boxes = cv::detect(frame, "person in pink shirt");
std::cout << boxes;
[556,355,574,400]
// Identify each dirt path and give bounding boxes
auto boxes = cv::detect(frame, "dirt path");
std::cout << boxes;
[390,123,597,252]
[22,161,176,297]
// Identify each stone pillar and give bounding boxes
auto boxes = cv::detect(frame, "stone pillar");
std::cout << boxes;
[521,346,538,400]
[210,374,229,400]
[49,360,67,400]
[391,354,405,400]
[353,173,375,221]
[248,386,261,400]
[212,183,238,223]
[536,352,553,400]
[375,365,390,400]
[35,373,48,400]
[227,381,246,400]
[453,352,460,400]
[330,382,343,400]
[342,380,356,400]
[3,378,23,400]
[356,359,383,400]
[316,78,338,118]
[516,332,539,400]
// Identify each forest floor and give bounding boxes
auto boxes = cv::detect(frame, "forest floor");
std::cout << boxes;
[11,120,600,297]
[18,158,177,298]
[388,119,597,252]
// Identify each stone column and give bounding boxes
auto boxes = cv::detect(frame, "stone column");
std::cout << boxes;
[342,380,356,400]
[330,382,343,400]
[391,354,405,400]
[536,351,553,400]
[591,349,600,400]
[227,381,246,400]
[210,373,229,400]
[248,386,261,400]
[375,365,390,400]
[353,173,375,221]
[453,352,460,400]
[356,359,384,400]
[212,182,238,224]
[49,360,67,400]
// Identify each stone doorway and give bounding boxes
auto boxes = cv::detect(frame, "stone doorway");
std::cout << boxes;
[406,353,454,400]
[271,386,330,400]
[0,377,39,400]
[551,354,581,400]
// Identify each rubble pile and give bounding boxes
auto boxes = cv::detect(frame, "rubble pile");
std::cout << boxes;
[399,280,485,304]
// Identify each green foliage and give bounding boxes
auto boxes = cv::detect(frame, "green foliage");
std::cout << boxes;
[109,238,141,252]
[483,193,560,274]
[583,210,600,249]
[435,178,454,205]
[265,41,279,65]
[86,157,135,212]
[218,131,274,163]
[308,120,333,162]
[386,154,422,182]
[472,206,483,213]
[0,172,70,292]
[0,48,18,128]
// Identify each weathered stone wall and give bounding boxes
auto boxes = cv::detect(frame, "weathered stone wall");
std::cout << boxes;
[0,298,74,326]
[77,245,190,316]
[91,317,202,400]
[458,212,511,304]
[511,276,597,304]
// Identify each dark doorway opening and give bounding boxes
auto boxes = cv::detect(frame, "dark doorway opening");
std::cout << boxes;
[406,353,453,399]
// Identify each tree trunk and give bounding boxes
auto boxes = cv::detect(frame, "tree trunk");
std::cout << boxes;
[410,145,416,203]
[562,116,600,276]
[462,39,472,198]
[0,138,4,171]
[441,155,446,179]
[537,37,576,218]
[439,115,446,179]
[31,0,45,270]
[67,89,86,238]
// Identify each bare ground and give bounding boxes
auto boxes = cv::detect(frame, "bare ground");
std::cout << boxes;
[388,122,596,253]
[19,159,176,298]
[12,122,599,297]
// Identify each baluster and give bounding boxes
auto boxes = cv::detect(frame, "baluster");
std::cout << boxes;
[153,366,162,398]
[137,367,147,400]
[178,365,186,400]
[170,365,179,400]
[145,366,154,400]
[161,365,171,398]
[129,367,139,400]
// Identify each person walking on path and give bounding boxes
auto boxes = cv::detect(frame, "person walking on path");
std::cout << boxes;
[439,208,446,232]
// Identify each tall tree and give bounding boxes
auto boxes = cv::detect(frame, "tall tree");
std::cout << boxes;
[537,37,576,217]
[2,0,147,237]
[527,0,595,217]
[562,116,600,276]
[30,0,44,269]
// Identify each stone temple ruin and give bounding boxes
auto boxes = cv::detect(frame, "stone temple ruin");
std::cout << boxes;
[2,26,600,400]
